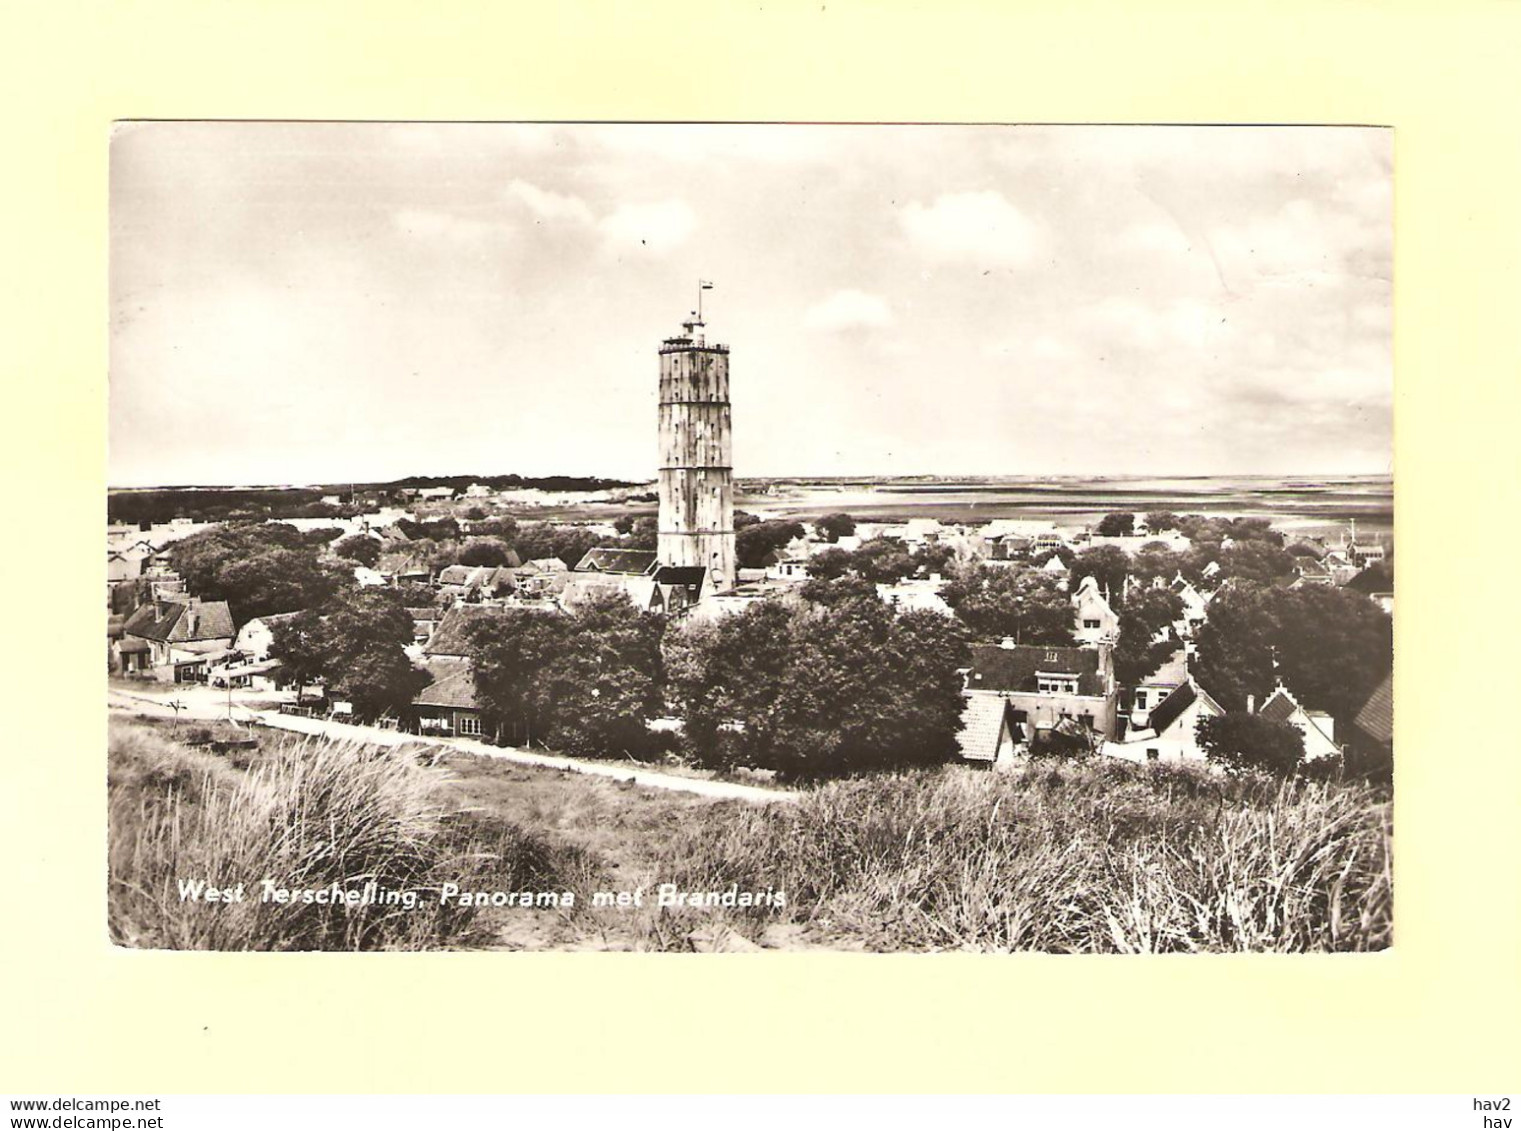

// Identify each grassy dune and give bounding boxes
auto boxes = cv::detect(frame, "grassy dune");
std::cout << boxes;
[108,719,579,950]
[109,719,1392,952]
[650,763,1392,952]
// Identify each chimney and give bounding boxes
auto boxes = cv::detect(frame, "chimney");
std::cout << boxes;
[999,636,1016,650]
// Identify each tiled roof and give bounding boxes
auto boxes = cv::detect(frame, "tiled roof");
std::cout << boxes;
[957,695,1010,761]
[423,605,516,657]
[653,565,707,587]
[1257,687,1299,723]
[1353,672,1394,744]
[413,656,480,710]
[436,565,512,590]
[966,644,1106,697]
[1146,681,1196,736]
[121,598,235,644]
[574,547,658,575]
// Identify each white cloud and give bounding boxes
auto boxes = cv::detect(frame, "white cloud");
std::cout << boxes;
[804,289,892,331]
[599,200,697,253]
[900,190,1042,265]
[507,179,594,225]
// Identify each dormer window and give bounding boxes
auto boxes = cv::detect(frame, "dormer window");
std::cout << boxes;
[1036,671,1079,695]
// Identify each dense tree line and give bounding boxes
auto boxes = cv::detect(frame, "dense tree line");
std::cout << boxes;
[451,580,970,779]
[108,488,356,526]
[806,537,953,585]
[665,591,969,777]
[166,524,350,625]
[1192,581,1393,724]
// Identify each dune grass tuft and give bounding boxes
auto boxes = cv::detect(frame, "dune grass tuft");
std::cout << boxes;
[647,760,1391,952]
[108,719,571,950]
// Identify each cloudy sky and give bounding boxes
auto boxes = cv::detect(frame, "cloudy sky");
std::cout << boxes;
[109,123,1391,487]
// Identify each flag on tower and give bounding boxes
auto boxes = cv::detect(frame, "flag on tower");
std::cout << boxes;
[699,280,714,289]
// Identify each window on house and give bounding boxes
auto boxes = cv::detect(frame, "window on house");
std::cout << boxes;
[457,715,482,737]
[1080,714,1095,729]
[1084,619,1101,629]
[1134,692,1147,709]
[1147,748,1161,762]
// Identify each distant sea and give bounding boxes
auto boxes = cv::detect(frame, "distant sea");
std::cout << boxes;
[739,475,1394,537]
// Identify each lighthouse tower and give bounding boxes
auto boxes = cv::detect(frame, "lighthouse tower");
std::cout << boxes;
[657,305,735,592]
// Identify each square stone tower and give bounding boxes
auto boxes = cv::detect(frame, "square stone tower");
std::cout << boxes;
[657,315,735,592]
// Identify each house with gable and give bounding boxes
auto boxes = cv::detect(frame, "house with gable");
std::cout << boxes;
[1125,647,1191,730]
[958,640,1120,763]
[412,656,485,739]
[1103,677,1224,765]
[117,596,236,681]
[233,611,303,663]
[1169,573,1212,639]
[565,547,710,614]
[876,576,954,617]
[1256,681,1342,762]
[1071,575,1119,644]
[435,564,516,604]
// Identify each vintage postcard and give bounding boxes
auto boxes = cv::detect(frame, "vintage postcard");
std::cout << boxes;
[106,122,1392,953]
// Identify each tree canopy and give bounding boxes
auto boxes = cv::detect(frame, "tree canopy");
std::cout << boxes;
[1096,512,1135,537]
[1196,713,1307,776]
[814,512,858,542]
[939,562,1075,645]
[333,534,381,567]
[467,593,666,757]
[1193,581,1392,723]
[1112,588,1185,687]
[735,520,806,568]
[266,588,427,720]
[664,592,968,777]
[167,523,349,625]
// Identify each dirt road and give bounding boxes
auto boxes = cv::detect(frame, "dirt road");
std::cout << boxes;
[107,686,797,805]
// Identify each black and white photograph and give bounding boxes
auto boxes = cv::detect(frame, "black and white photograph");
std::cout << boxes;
[106,122,1393,953]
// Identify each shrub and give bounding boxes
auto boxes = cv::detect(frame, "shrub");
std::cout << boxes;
[1196,712,1307,775]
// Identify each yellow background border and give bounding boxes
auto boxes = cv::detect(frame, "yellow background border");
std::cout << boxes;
[2,0,1518,1093]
